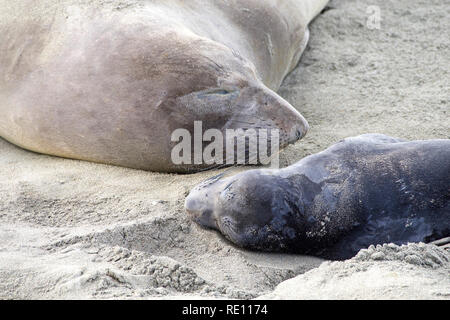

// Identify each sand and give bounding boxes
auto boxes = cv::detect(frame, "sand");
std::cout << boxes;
[0,0,449,299]
[260,243,450,300]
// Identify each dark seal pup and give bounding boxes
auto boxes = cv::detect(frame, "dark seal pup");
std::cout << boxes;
[185,134,450,260]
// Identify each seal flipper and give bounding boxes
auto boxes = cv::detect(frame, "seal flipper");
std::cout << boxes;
[431,237,450,247]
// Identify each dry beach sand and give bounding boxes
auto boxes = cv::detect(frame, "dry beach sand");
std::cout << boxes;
[0,0,449,299]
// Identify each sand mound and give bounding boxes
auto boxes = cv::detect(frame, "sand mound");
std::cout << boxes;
[260,243,450,300]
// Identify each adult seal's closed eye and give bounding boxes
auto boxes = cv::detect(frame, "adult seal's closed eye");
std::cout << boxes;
[0,0,329,172]
[185,134,450,260]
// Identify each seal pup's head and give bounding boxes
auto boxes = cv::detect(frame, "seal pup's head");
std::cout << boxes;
[185,169,318,252]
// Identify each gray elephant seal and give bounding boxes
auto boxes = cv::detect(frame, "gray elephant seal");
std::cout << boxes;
[185,134,450,260]
[0,0,328,172]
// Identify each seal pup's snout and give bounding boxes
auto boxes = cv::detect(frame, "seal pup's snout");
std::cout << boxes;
[185,206,215,229]
[185,173,230,229]
[185,193,217,229]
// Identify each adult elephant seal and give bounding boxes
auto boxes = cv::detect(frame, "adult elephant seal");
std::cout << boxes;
[185,134,450,260]
[0,0,329,172]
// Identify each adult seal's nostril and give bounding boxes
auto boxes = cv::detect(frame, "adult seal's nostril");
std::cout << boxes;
[0,0,328,173]
[184,178,227,230]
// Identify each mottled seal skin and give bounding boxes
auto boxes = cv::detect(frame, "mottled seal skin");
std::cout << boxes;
[185,134,450,260]
[0,0,328,172]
